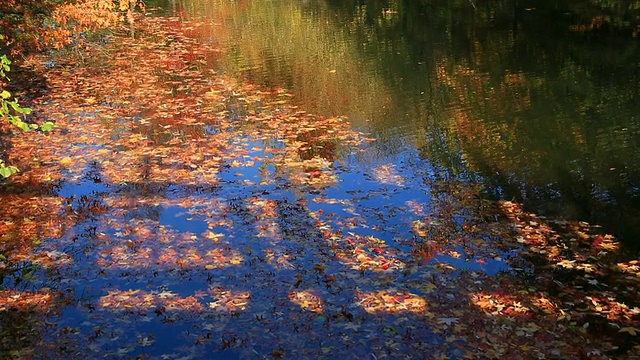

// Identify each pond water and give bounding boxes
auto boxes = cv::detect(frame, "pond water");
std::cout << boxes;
[3,1,640,358]
[161,0,640,248]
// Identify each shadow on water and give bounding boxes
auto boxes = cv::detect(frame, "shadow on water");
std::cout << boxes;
[2,140,638,358]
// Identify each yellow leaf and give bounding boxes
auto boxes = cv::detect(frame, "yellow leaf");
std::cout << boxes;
[60,157,73,166]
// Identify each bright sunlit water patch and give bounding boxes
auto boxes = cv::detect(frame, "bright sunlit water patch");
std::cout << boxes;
[432,247,513,277]
[159,205,208,234]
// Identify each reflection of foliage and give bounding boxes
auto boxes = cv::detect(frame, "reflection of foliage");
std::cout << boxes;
[427,45,640,245]
[0,258,38,289]
[570,0,640,36]
[0,288,60,358]
[171,0,394,123]
[2,6,640,360]
[342,0,640,245]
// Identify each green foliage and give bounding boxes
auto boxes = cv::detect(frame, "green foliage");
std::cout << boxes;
[1,34,55,178]
[0,161,18,178]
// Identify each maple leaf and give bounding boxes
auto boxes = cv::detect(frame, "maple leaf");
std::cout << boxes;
[157,291,175,299]
[438,317,458,326]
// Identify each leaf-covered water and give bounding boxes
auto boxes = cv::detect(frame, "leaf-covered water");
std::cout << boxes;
[1,11,639,360]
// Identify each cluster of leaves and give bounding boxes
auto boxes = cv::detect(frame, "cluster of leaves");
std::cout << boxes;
[0,0,145,52]
[0,0,147,178]
[1,35,49,177]
[1,34,55,177]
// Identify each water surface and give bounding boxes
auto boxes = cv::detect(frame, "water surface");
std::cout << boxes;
[2,2,640,358]
[165,0,640,248]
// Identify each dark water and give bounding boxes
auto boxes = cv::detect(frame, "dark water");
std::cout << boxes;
[158,0,640,248]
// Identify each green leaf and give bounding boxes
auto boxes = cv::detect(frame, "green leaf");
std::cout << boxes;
[9,116,31,132]
[0,166,18,178]
[0,90,10,99]
[41,121,55,132]
[9,100,32,114]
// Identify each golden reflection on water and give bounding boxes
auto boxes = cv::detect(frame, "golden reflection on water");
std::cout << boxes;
[171,0,394,130]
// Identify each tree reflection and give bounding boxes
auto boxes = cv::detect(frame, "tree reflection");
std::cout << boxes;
[2,7,640,359]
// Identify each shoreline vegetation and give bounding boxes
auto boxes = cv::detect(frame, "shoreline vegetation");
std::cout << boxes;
[1,6,640,359]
